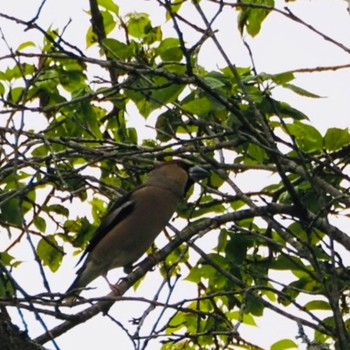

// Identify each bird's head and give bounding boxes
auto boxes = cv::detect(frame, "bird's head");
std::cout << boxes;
[147,160,209,197]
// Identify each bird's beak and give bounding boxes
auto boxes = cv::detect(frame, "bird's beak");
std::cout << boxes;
[188,165,209,181]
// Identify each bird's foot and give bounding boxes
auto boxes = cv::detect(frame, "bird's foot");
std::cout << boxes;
[109,283,122,296]
[103,275,122,296]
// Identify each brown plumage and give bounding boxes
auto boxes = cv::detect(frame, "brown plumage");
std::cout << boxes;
[64,160,208,301]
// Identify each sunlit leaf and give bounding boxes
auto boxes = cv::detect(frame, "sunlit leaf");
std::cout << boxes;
[16,41,36,51]
[8,87,24,103]
[271,339,298,350]
[304,300,331,311]
[98,0,119,14]
[127,13,151,39]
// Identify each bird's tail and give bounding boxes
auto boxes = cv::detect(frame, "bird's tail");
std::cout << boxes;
[62,261,100,304]
[62,274,85,304]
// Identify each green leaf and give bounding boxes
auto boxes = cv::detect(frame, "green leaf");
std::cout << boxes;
[101,10,116,36]
[269,71,295,85]
[281,277,320,306]
[271,255,304,271]
[127,13,151,39]
[227,311,257,326]
[324,127,350,151]
[230,199,245,210]
[185,265,203,284]
[16,41,36,51]
[166,311,189,333]
[209,171,225,188]
[287,121,323,153]
[186,257,229,289]
[182,97,213,115]
[272,100,308,120]
[0,198,23,227]
[315,316,335,343]
[34,216,47,232]
[304,300,331,311]
[155,109,182,141]
[86,10,116,47]
[36,235,63,272]
[136,98,151,118]
[98,0,119,14]
[68,95,102,139]
[66,217,94,248]
[263,284,277,302]
[165,2,182,21]
[126,127,138,144]
[8,87,24,103]
[0,271,15,298]
[203,75,227,89]
[157,38,183,61]
[151,78,184,109]
[159,63,186,75]
[0,82,4,96]
[31,144,49,157]
[237,0,274,37]
[283,83,321,98]
[247,143,267,163]
[245,292,264,316]
[225,234,252,264]
[0,251,15,266]
[2,65,23,81]
[102,38,133,59]
[271,339,298,350]
[45,204,69,217]
[59,71,87,93]
[86,26,97,47]
[143,25,162,45]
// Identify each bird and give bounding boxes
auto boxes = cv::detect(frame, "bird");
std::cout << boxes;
[64,160,209,301]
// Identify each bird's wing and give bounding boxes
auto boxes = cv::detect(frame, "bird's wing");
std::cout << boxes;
[76,188,141,265]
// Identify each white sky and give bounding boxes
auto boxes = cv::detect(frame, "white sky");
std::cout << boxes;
[1,0,350,349]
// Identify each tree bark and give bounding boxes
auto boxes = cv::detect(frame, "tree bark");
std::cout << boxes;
[0,308,47,350]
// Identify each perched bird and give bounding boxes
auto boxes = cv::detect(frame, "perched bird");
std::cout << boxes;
[64,160,208,300]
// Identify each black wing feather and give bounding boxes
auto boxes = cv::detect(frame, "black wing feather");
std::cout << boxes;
[76,189,139,265]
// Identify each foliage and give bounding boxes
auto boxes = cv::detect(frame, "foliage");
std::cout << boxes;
[0,0,349,349]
